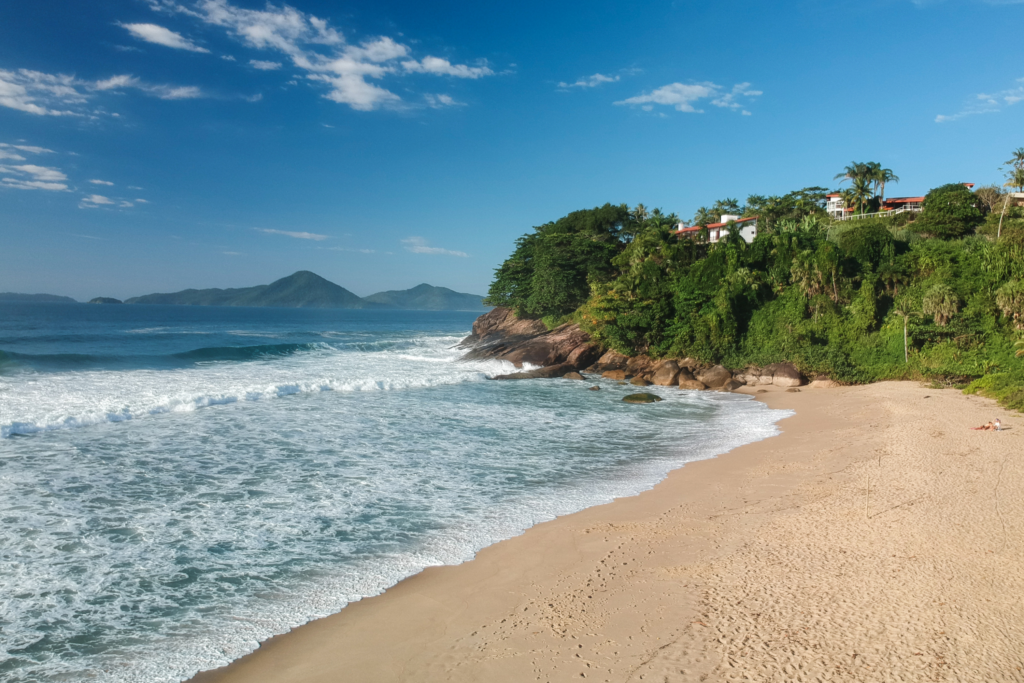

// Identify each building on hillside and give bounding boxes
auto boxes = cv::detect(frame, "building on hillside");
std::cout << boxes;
[676,215,758,243]
[827,184,975,220]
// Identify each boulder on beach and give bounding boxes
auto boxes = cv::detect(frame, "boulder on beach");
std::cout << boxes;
[566,343,601,369]
[679,379,707,391]
[810,376,841,388]
[622,393,663,404]
[602,369,629,380]
[588,385,600,391]
[630,376,652,386]
[591,350,629,372]
[718,378,745,392]
[766,362,805,387]
[697,365,733,389]
[563,371,585,380]
[650,360,681,386]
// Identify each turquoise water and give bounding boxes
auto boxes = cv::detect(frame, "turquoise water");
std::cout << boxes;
[0,303,789,682]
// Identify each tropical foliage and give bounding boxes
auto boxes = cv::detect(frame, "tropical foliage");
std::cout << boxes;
[487,150,1024,411]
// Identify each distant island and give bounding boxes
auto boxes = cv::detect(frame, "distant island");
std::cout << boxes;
[88,297,123,305]
[125,271,491,311]
[0,292,78,304]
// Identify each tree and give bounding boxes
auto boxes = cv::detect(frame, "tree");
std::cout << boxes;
[849,176,874,215]
[890,296,917,363]
[1003,147,1024,192]
[995,280,1024,328]
[711,197,742,218]
[873,166,899,205]
[922,283,960,326]
[912,183,983,239]
[834,162,871,186]
[974,184,1005,214]
[692,206,715,227]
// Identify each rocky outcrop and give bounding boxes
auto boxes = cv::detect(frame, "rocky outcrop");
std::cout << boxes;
[696,365,734,389]
[650,361,681,386]
[602,369,630,380]
[590,350,629,372]
[460,307,597,369]
[679,379,707,391]
[630,377,652,386]
[491,362,577,380]
[736,363,806,388]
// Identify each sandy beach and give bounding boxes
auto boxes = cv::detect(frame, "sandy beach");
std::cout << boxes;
[191,381,1024,683]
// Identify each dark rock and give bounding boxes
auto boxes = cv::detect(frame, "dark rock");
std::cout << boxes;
[491,363,576,380]
[591,350,629,372]
[765,362,805,387]
[677,366,695,382]
[566,343,601,369]
[679,379,707,391]
[622,393,663,404]
[563,371,585,380]
[719,378,745,392]
[650,361,681,386]
[588,385,601,391]
[629,377,652,386]
[697,365,733,389]
[460,308,592,368]
[625,355,655,377]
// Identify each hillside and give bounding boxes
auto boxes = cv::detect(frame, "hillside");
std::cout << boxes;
[362,283,488,311]
[124,271,490,311]
[125,271,366,308]
[0,292,78,304]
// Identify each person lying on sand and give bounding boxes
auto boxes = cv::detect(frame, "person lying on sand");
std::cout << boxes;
[971,419,1001,431]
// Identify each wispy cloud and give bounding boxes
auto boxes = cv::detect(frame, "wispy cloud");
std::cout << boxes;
[558,73,620,89]
[936,77,1024,122]
[424,93,464,108]
[80,194,116,207]
[0,68,203,116]
[89,179,114,185]
[250,59,282,70]
[255,227,329,240]
[615,81,760,114]
[143,0,495,111]
[401,236,468,257]
[0,164,69,191]
[119,22,209,52]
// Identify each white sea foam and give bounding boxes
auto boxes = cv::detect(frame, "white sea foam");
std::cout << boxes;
[0,324,790,683]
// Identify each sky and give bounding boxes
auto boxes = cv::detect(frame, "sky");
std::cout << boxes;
[1,0,1022,300]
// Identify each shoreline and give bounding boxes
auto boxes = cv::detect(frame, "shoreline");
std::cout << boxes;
[190,381,1024,682]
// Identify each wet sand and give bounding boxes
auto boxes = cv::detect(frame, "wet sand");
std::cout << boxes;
[191,381,1024,682]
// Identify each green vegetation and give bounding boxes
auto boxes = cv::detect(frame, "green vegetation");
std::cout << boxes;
[485,150,1024,411]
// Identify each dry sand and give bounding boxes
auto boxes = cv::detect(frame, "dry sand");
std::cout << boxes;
[192,381,1024,683]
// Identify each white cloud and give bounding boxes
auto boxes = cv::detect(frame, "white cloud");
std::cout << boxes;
[0,68,204,116]
[143,0,494,110]
[558,73,619,89]
[221,54,236,61]
[0,163,69,191]
[936,77,1024,122]
[0,149,25,161]
[120,22,209,52]
[5,143,54,154]
[250,59,282,70]
[424,93,464,108]
[401,56,493,79]
[135,198,149,203]
[82,194,115,205]
[615,81,760,114]
[255,227,329,240]
[401,236,469,257]
[0,69,88,116]
[710,82,762,110]
[89,179,115,185]
[128,185,144,190]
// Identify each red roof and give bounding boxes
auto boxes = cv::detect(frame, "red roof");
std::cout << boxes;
[826,193,841,198]
[884,196,925,205]
[675,216,757,233]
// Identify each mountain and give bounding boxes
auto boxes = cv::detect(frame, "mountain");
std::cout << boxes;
[0,292,78,303]
[88,297,123,304]
[125,271,368,308]
[362,283,489,311]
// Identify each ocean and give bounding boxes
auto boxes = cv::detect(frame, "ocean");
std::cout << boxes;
[0,303,789,682]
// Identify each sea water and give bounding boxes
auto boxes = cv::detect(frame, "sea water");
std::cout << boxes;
[0,303,789,682]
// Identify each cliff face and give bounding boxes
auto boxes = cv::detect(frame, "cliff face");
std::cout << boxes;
[459,307,601,370]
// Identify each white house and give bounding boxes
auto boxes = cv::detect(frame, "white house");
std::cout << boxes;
[676,215,758,244]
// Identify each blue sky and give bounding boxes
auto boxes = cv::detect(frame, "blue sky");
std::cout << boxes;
[1,0,1022,300]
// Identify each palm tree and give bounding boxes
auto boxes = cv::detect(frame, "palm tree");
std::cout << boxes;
[891,296,917,363]
[692,206,715,227]
[922,284,960,326]
[834,162,871,186]
[1003,148,1024,192]
[1004,147,1024,172]
[874,167,899,205]
[850,177,874,215]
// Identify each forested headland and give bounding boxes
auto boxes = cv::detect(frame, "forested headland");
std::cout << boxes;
[484,151,1024,411]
